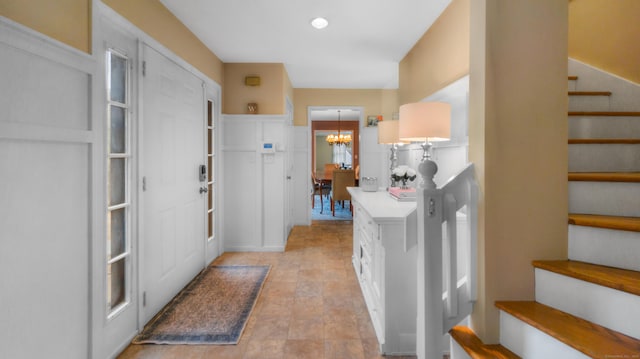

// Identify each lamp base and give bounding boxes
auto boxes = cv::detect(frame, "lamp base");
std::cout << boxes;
[389,144,398,188]
[417,142,437,189]
[418,158,438,189]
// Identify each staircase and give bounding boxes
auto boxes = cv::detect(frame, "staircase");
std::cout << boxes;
[450,63,640,358]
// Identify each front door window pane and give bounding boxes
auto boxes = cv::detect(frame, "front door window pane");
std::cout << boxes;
[108,158,125,206]
[108,259,126,309]
[110,106,126,153]
[108,208,125,258]
[110,55,126,103]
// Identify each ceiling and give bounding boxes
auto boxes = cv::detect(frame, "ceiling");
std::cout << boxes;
[159,0,451,89]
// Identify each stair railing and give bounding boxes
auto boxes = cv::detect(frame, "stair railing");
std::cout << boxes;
[416,163,479,359]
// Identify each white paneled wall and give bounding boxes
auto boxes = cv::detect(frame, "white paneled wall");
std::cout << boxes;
[0,19,94,359]
[293,126,311,225]
[222,115,291,251]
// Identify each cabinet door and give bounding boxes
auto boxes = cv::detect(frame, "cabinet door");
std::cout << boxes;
[371,232,385,308]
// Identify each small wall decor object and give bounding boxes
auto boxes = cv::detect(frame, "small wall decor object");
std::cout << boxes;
[367,116,378,127]
[247,103,258,114]
[245,76,261,86]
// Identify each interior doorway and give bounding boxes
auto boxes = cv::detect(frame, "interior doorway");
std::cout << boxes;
[309,107,362,177]
[311,120,360,175]
[308,107,362,221]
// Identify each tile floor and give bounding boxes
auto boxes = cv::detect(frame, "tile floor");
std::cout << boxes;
[118,221,418,359]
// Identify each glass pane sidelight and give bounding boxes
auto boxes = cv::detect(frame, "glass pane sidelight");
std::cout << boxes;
[106,49,131,315]
[207,100,215,240]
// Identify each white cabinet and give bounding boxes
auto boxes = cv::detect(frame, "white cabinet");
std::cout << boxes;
[348,187,418,355]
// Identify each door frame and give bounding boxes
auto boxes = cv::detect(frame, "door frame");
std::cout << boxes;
[307,106,364,219]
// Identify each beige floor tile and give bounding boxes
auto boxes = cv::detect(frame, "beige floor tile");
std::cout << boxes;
[283,339,324,359]
[295,280,324,297]
[242,339,286,359]
[324,295,356,318]
[268,267,299,283]
[250,316,290,340]
[262,280,298,298]
[291,296,324,319]
[255,296,294,318]
[323,280,353,297]
[288,317,324,340]
[202,345,245,359]
[323,314,360,339]
[324,339,366,359]
[298,268,325,282]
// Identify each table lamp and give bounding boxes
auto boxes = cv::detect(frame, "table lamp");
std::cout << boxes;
[378,120,407,188]
[398,102,451,189]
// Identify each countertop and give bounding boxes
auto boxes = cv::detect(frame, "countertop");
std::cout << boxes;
[347,187,417,222]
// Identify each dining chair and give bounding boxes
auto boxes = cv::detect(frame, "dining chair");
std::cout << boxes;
[330,169,355,216]
[323,163,339,199]
[311,174,324,213]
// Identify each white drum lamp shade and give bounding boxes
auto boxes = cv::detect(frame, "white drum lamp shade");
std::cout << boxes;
[398,102,451,189]
[398,102,451,142]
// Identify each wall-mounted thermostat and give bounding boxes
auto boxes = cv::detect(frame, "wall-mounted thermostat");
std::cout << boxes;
[261,142,276,153]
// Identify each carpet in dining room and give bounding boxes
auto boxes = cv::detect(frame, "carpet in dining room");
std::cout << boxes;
[311,194,353,221]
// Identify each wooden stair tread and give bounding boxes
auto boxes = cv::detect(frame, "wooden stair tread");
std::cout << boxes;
[569,213,640,232]
[532,260,640,296]
[568,76,578,81]
[568,172,640,182]
[495,301,640,358]
[568,91,612,96]
[569,139,640,144]
[569,111,640,117]
[449,326,520,359]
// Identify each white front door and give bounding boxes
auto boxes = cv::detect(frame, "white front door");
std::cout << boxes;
[141,44,206,323]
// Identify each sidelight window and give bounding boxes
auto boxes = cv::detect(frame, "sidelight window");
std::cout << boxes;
[106,49,131,316]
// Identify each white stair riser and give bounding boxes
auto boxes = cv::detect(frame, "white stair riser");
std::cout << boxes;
[569,116,640,139]
[535,268,640,339]
[569,95,611,112]
[569,181,640,217]
[569,224,640,272]
[568,79,577,92]
[569,59,640,112]
[499,311,590,359]
[569,144,640,172]
[450,339,472,359]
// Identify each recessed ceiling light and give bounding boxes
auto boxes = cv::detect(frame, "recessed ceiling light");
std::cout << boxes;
[311,17,329,30]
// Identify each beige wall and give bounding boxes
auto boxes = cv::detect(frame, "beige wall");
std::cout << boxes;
[293,88,398,127]
[0,0,91,53]
[0,0,224,84]
[283,66,294,110]
[223,63,290,114]
[398,0,470,105]
[469,0,568,343]
[103,0,223,84]
[569,0,640,84]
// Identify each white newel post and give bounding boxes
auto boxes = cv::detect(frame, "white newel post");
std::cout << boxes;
[416,187,444,359]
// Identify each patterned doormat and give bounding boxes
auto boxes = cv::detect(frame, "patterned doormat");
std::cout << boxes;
[133,265,270,345]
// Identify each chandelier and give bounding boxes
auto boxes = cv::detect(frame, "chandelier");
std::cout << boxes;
[326,110,352,145]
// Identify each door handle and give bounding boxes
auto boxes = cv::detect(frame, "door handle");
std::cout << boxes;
[199,187,208,194]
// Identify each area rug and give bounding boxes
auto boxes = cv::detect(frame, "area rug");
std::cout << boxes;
[312,194,353,221]
[133,265,270,345]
